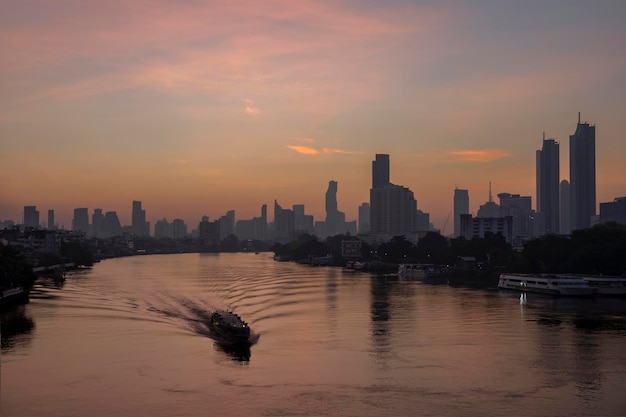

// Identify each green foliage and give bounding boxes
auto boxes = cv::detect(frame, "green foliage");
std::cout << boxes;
[61,241,94,266]
[517,222,626,275]
[0,244,36,289]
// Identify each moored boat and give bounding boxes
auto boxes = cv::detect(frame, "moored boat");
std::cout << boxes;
[208,310,251,344]
[398,263,450,281]
[498,273,596,296]
[577,276,626,296]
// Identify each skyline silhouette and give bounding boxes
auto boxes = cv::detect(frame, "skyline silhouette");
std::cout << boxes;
[2,2,625,230]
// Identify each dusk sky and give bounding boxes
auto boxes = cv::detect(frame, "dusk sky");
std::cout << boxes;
[2,0,625,231]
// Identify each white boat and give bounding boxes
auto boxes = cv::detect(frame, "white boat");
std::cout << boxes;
[208,310,251,344]
[498,273,596,296]
[578,276,626,296]
[398,264,449,280]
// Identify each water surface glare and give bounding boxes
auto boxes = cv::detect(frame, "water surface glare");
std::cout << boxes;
[3,253,626,416]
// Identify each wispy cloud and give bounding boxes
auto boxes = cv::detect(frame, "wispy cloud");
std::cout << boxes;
[288,145,318,155]
[448,149,511,162]
[242,98,260,115]
[322,148,363,154]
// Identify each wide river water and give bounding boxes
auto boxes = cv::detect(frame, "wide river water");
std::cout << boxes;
[2,253,626,416]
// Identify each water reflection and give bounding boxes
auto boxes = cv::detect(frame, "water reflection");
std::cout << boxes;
[213,341,251,363]
[1,306,35,352]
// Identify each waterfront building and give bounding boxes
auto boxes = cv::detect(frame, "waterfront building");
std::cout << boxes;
[171,219,187,239]
[236,204,268,241]
[358,203,370,234]
[477,183,500,218]
[324,180,346,238]
[154,218,171,238]
[219,210,235,239]
[92,209,104,238]
[101,211,122,238]
[569,113,596,231]
[274,200,294,243]
[47,210,55,230]
[498,192,534,245]
[536,134,560,234]
[293,204,314,236]
[72,208,89,235]
[453,188,469,238]
[559,180,571,235]
[23,206,39,229]
[599,197,626,226]
[415,210,430,232]
[459,214,513,245]
[132,200,149,237]
[372,154,390,189]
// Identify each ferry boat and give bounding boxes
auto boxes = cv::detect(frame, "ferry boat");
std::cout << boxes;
[398,263,450,280]
[578,276,626,296]
[208,310,251,344]
[498,273,596,296]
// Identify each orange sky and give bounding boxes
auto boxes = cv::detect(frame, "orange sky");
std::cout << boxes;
[1,1,625,231]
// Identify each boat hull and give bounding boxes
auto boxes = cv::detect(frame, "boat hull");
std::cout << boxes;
[498,274,596,296]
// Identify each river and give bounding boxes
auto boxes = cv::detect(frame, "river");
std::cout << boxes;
[2,253,626,416]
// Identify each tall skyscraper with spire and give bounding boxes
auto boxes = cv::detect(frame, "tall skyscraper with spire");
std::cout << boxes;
[569,112,596,231]
[536,133,560,234]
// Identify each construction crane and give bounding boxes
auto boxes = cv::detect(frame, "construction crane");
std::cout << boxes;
[441,211,452,236]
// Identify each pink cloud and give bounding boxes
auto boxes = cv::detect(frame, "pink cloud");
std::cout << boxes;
[448,149,511,162]
[322,148,363,155]
[242,98,260,115]
[288,145,318,155]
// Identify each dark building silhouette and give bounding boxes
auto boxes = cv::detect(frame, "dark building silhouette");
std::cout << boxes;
[92,208,104,238]
[101,211,122,238]
[599,197,626,225]
[559,180,571,234]
[372,154,390,188]
[47,209,55,230]
[323,180,346,237]
[72,208,89,235]
[536,134,560,234]
[358,202,370,234]
[132,200,149,237]
[569,113,596,231]
[274,200,294,243]
[453,188,469,237]
[23,206,39,229]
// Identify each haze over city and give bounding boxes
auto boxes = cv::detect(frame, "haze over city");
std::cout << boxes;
[2,1,625,230]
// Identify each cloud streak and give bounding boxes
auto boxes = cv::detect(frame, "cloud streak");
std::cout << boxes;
[448,149,512,163]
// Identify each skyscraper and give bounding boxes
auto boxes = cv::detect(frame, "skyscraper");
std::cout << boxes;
[72,208,89,234]
[358,202,370,234]
[372,154,390,188]
[324,180,346,237]
[536,134,560,234]
[23,206,39,228]
[559,180,571,235]
[453,188,469,238]
[369,154,416,240]
[47,209,55,230]
[569,113,596,231]
[132,200,149,236]
[92,208,104,237]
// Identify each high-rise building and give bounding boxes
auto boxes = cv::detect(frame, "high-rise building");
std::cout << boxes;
[92,208,104,237]
[536,134,560,234]
[274,200,294,243]
[372,154,390,188]
[599,197,626,226]
[324,180,346,237]
[72,208,89,234]
[132,200,149,236]
[569,113,596,231]
[219,210,235,239]
[453,188,469,238]
[101,211,122,238]
[23,206,39,228]
[498,192,534,244]
[171,219,187,239]
[369,154,416,241]
[293,204,314,235]
[47,210,55,230]
[559,180,571,235]
[358,202,370,234]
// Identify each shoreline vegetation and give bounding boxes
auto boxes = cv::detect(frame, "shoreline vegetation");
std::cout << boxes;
[1,222,625,310]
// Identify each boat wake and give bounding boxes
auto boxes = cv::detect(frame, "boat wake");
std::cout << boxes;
[146,294,259,347]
